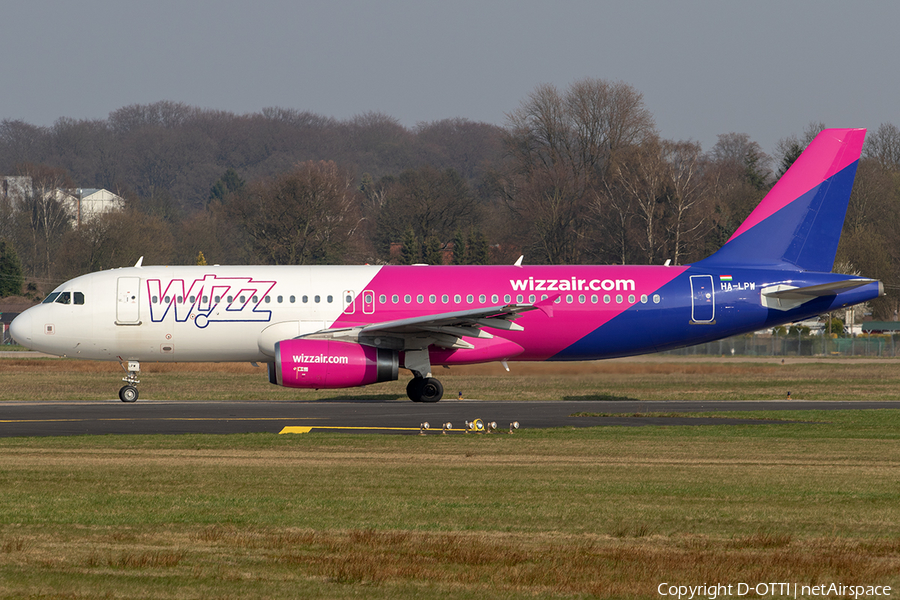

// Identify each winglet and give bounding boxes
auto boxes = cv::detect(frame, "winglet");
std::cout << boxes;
[134,256,144,268]
[533,294,559,317]
[514,255,524,267]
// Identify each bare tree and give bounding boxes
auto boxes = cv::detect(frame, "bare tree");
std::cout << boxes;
[14,163,74,278]
[224,161,362,265]
[374,166,478,260]
[663,140,708,265]
[863,122,900,170]
[608,138,668,264]
[501,78,656,264]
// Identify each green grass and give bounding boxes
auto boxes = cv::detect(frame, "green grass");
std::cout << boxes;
[2,356,900,597]
[0,411,899,598]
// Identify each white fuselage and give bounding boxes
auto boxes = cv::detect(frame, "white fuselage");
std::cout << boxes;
[11,265,380,363]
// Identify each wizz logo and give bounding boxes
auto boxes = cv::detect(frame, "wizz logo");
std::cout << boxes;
[147,275,276,328]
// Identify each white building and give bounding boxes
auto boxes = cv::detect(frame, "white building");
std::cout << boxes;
[69,188,125,225]
[2,177,125,226]
[0,176,31,203]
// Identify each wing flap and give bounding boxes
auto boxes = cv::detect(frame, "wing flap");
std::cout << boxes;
[301,304,540,350]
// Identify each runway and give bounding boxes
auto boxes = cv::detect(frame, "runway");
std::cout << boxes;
[1,400,899,437]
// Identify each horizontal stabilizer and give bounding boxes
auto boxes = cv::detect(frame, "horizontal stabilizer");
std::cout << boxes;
[761,279,879,311]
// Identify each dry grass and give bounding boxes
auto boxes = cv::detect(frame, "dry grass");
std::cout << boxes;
[2,526,897,598]
[3,355,900,401]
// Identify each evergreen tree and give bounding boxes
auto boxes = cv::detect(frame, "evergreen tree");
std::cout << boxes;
[399,228,420,265]
[0,238,24,297]
[209,168,245,203]
[450,230,467,265]
[468,229,490,265]
[422,235,443,265]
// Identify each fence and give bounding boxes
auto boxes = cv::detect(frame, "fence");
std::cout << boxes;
[663,333,900,358]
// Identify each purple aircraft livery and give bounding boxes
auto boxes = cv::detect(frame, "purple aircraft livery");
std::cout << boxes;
[10,128,882,402]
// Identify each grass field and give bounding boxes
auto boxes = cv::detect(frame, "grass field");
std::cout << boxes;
[1,357,899,598]
[2,355,900,402]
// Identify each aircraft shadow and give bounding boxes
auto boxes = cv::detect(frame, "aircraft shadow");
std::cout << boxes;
[562,393,643,402]
[290,393,407,403]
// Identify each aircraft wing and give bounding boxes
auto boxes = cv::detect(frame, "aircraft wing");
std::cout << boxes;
[302,303,543,350]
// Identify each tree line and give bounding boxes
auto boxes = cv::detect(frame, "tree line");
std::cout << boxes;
[0,79,898,319]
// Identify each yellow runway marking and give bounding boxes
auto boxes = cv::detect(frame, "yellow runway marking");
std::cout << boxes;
[279,426,462,434]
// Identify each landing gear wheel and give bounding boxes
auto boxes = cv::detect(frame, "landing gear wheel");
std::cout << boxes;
[119,385,139,403]
[407,378,425,402]
[407,377,443,403]
[419,377,443,403]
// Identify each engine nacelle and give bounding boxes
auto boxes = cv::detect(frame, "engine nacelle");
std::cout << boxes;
[270,339,398,389]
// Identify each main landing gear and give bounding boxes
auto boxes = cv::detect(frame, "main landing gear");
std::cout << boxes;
[406,377,444,403]
[403,348,444,402]
[118,360,140,403]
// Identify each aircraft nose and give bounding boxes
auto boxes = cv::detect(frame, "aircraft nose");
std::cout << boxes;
[9,310,32,346]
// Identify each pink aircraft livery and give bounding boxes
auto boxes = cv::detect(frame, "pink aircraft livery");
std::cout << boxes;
[10,128,883,402]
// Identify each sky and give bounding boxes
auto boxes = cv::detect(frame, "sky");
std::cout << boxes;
[3,1,898,157]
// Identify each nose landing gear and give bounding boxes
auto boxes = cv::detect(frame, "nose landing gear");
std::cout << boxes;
[118,360,140,403]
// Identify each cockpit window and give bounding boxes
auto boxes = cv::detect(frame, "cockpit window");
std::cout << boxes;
[41,291,85,305]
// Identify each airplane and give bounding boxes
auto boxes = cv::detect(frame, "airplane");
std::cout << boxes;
[10,128,883,403]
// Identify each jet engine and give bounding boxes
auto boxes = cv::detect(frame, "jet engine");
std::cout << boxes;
[269,339,398,389]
